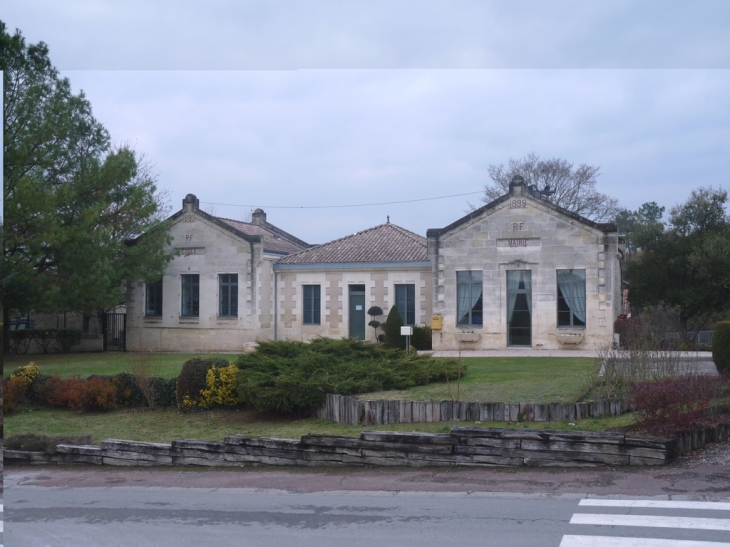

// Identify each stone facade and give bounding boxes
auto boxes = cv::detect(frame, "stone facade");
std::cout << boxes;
[274,266,432,342]
[128,183,623,352]
[126,195,301,352]
[427,179,622,350]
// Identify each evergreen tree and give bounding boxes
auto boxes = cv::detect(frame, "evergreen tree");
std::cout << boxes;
[383,306,406,349]
[2,23,172,349]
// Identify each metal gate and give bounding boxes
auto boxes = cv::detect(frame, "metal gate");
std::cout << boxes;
[103,313,126,352]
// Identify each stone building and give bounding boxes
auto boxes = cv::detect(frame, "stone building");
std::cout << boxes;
[126,194,309,352]
[427,176,623,350]
[127,181,622,352]
[274,222,431,342]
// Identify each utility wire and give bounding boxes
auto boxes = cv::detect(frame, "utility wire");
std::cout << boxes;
[201,190,483,209]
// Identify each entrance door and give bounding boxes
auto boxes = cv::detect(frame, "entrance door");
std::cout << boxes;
[103,313,126,351]
[348,285,366,340]
[507,271,532,347]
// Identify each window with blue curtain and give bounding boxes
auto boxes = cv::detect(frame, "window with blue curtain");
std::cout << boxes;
[395,284,416,325]
[303,285,321,325]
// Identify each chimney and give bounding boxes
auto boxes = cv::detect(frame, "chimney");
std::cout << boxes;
[183,193,199,210]
[252,208,266,225]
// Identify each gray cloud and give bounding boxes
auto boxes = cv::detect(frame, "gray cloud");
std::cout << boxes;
[5,0,730,69]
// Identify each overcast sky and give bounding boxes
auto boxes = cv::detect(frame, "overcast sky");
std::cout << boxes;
[4,1,730,244]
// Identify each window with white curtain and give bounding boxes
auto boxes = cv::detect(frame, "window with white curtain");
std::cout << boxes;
[457,271,482,326]
[557,269,586,327]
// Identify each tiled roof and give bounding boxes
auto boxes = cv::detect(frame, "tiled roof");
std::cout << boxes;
[216,217,308,255]
[279,223,427,264]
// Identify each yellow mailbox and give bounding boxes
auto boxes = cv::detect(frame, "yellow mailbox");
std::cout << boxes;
[430,315,443,330]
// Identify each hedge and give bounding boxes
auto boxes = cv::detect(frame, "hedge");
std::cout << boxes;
[713,321,730,374]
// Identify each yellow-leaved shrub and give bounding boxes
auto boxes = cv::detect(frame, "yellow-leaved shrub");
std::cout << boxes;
[182,364,239,408]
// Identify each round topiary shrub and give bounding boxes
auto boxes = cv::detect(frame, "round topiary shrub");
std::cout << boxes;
[176,357,230,408]
[712,321,730,374]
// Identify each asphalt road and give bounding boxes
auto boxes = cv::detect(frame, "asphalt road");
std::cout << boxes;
[4,441,729,547]
[5,487,730,547]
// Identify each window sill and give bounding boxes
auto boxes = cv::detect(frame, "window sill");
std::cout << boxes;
[143,316,162,322]
[216,316,238,320]
[303,323,321,326]
[556,326,586,330]
[179,317,199,323]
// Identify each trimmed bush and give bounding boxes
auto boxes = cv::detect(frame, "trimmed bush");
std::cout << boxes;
[411,326,432,350]
[11,362,42,385]
[628,374,727,434]
[27,374,64,406]
[49,376,118,411]
[5,434,92,453]
[235,338,463,415]
[383,306,406,349]
[712,321,730,374]
[184,364,239,409]
[3,377,29,415]
[176,357,230,408]
[56,329,82,353]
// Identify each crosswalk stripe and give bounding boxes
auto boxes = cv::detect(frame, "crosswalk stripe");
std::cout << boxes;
[570,513,730,531]
[560,535,730,547]
[580,500,730,511]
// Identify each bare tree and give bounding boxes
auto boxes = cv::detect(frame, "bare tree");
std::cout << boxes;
[482,153,620,222]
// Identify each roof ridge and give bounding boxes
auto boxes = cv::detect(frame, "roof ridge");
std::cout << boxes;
[386,223,427,247]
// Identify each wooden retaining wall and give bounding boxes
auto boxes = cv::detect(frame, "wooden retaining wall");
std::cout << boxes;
[8,423,728,469]
[316,394,626,426]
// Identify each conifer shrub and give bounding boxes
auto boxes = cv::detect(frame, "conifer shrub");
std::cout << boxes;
[176,357,230,408]
[411,326,432,350]
[383,306,406,349]
[235,338,463,415]
[712,321,730,374]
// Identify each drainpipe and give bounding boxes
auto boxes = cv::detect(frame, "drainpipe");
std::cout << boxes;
[274,269,278,341]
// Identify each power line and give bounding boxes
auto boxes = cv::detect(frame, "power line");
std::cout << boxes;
[201,190,483,209]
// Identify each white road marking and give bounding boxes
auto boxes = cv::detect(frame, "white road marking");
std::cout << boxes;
[579,500,730,511]
[560,535,730,547]
[570,513,730,531]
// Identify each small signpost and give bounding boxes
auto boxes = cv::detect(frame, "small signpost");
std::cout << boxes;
[401,325,413,353]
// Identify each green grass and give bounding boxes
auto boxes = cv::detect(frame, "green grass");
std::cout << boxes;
[363,357,598,403]
[3,352,225,379]
[4,405,636,444]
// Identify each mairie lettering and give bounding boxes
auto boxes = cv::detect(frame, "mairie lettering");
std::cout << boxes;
[508,239,527,247]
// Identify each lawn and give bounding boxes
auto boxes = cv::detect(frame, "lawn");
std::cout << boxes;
[363,357,598,403]
[3,352,225,379]
[4,406,636,444]
[4,353,612,445]
[4,354,599,404]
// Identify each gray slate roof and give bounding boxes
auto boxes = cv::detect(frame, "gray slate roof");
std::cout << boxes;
[279,223,427,264]
[216,217,308,255]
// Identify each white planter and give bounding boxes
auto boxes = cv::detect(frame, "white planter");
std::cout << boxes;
[556,331,585,345]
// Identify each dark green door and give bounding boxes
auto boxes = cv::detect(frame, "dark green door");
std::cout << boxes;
[348,285,366,340]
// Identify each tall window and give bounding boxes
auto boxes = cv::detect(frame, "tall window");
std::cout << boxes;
[303,285,321,325]
[395,284,416,325]
[219,274,238,317]
[181,274,199,317]
[146,280,163,316]
[557,269,586,327]
[457,271,483,326]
